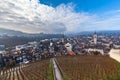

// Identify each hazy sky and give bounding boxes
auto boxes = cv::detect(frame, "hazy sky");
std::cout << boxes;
[0,0,120,33]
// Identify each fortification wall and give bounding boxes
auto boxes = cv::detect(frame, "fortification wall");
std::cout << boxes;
[109,49,120,62]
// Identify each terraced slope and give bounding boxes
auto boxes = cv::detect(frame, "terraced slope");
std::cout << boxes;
[0,59,52,80]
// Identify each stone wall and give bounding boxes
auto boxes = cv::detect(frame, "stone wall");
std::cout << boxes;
[109,49,120,62]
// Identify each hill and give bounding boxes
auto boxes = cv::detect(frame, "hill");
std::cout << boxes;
[56,55,120,80]
[0,28,27,36]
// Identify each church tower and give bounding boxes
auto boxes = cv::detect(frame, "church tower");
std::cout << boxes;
[93,31,97,45]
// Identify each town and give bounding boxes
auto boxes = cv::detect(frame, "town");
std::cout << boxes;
[1,0,120,79]
[0,31,120,68]
[0,31,120,80]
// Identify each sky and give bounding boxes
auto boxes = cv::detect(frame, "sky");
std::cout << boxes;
[0,0,120,33]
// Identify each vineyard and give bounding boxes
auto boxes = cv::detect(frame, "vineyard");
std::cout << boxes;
[0,59,53,80]
[0,55,120,80]
[56,55,120,80]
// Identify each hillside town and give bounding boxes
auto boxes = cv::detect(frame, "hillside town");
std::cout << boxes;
[0,31,120,68]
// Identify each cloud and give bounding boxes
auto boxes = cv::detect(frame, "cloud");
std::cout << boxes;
[0,0,120,33]
[75,10,120,32]
[88,10,120,31]
[0,0,90,33]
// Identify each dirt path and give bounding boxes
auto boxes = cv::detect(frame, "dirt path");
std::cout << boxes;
[52,58,63,80]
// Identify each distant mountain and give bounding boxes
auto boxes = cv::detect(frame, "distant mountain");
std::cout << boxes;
[0,28,63,37]
[0,28,64,47]
[0,28,46,37]
[0,28,120,37]
[0,28,28,36]
[64,30,120,37]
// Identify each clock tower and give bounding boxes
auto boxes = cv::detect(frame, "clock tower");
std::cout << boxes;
[93,31,97,45]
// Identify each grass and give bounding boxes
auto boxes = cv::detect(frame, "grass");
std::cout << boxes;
[54,58,69,80]
[47,59,54,80]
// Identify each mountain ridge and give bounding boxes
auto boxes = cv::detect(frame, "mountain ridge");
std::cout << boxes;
[0,28,120,36]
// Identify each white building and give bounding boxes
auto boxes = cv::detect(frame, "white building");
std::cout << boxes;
[16,45,26,51]
[28,41,38,47]
[113,45,120,49]
[0,51,6,56]
[86,48,104,55]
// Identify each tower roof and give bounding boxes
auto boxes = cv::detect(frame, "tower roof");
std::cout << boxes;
[94,31,96,34]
